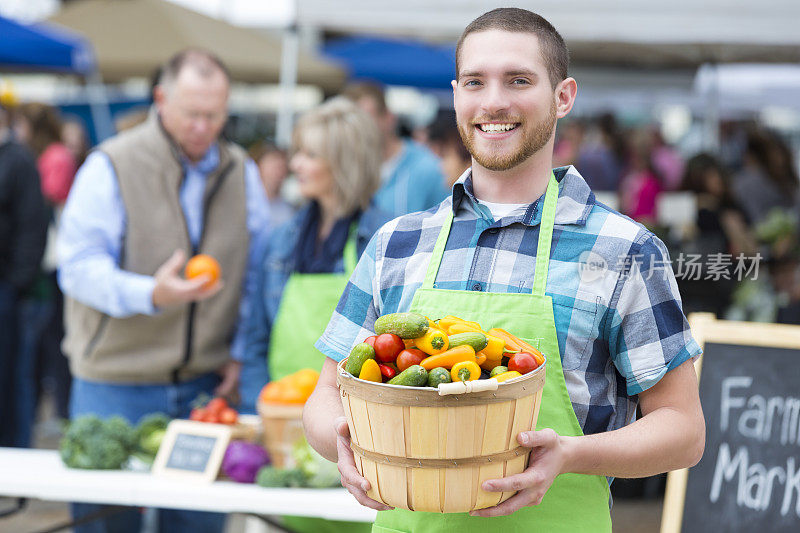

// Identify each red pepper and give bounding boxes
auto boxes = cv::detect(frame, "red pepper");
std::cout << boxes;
[378,363,397,380]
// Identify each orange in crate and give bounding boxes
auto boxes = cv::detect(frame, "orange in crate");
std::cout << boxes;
[257,368,320,467]
[184,254,221,289]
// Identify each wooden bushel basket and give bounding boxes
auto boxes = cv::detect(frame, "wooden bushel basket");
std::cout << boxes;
[257,402,305,468]
[336,357,545,513]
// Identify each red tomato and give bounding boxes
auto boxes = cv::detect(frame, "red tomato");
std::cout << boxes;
[189,408,205,421]
[363,335,378,349]
[373,334,405,363]
[378,363,397,380]
[396,348,426,372]
[206,397,227,415]
[219,407,238,425]
[508,352,538,374]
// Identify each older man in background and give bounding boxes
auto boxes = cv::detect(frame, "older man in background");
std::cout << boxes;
[57,49,269,533]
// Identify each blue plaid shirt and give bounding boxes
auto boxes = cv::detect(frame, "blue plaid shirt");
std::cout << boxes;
[317,166,702,436]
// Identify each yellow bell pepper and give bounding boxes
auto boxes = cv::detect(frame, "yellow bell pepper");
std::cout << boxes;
[494,370,522,383]
[420,345,476,370]
[451,360,481,382]
[438,316,482,332]
[447,322,483,335]
[414,328,449,355]
[358,359,382,382]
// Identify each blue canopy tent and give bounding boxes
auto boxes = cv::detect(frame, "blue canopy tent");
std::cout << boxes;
[0,14,95,75]
[0,15,113,141]
[323,36,456,89]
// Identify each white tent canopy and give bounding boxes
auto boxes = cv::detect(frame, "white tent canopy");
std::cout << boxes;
[297,0,800,67]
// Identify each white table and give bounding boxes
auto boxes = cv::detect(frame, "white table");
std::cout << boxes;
[0,448,376,523]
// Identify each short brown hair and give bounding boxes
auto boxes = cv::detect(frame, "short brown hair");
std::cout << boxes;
[342,82,388,115]
[455,8,569,88]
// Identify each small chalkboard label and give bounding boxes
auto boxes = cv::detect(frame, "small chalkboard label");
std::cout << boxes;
[662,313,800,533]
[152,420,231,483]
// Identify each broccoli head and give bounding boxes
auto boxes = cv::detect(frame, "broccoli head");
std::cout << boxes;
[60,415,136,470]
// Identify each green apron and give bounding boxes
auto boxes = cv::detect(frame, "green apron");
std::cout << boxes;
[269,224,372,533]
[372,172,612,533]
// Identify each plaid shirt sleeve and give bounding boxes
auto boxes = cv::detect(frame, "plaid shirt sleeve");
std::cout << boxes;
[607,234,702,395]
[315,230,383,362]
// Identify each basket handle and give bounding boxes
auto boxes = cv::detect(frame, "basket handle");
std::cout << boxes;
[438,378,499,396]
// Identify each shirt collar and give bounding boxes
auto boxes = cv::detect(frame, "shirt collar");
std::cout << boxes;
[183,143,220,174]
[451,165,595,227]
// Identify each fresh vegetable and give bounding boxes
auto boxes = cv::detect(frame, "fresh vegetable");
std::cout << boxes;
[494,370,523,383]
[363,335,378,349]
[427,367,452,387]
[292,437,340,488]
[387,365,428,387]
[419,345,476,370]
[414,328,449,355]
[447,332,488,352]
[358,359,383,382]
[189,409,205,422]
[508,352,540,375]
[345,343,376,376]
[206,397,228,416]
[373,333,405,363]
[256,465,293,487]
[489,365,508,378]
[487,329,545,366]
[451,360,481,382]
[374,312,429,339]
[258,369,319,405]
[222,441,270,483]
[446,322,483,335]
[60,415,137,470]
[378,363,397,380]
[438,316,482,332]
[396,348,426,371]
[219,407,238,425]
[134,413,170,463]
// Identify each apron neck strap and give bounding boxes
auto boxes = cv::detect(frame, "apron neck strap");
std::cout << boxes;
[343,221,359,274]
[532,171,558,296]
[421,171,559,295]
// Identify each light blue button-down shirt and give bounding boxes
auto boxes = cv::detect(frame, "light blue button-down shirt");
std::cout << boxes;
[57,144,269,361]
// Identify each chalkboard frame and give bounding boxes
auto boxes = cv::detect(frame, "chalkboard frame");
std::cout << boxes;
[660,312,800,533]
[152,419,232,483]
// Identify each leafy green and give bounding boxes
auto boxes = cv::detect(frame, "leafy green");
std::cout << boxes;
[60,415,136,470]
[292,438,340,488]
[134,413,171,463]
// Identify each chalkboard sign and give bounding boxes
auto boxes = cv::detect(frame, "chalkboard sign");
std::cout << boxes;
[152,419,231,483]
[662,313,800,533]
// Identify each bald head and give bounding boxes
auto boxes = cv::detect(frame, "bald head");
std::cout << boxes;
[154,49,230,162]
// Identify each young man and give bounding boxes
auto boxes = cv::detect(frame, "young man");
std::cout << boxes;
[305,8,704,531]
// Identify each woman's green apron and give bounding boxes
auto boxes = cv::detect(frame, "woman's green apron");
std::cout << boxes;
[269,225,372,533]
[372,173,612,532]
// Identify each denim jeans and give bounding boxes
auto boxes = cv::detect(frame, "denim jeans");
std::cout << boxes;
[69,374,227,533]
[0,281,17,447]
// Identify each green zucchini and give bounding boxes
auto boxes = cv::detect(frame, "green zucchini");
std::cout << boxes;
[446,332,488,352]
[345,343,375,377]
[374,313,429,339]
[427,367,452,388]
[387,365,428,387]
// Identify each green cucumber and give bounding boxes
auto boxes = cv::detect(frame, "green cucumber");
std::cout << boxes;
[374,313,429,339]
[345,343,375,377]
[490,365,508,378]
[447,332,488,352]
[387,365,428,387]
[427,367,452,388]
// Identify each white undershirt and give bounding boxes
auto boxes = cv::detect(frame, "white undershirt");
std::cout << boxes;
[477,199,529,220]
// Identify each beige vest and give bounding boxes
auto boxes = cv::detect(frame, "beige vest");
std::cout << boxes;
[64,113,249,383]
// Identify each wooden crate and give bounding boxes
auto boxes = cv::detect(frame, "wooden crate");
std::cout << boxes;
[256,402,305,468]
[337,358,545,513]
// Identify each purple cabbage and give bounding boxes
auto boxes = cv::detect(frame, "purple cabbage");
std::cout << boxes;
[222,441,270,483]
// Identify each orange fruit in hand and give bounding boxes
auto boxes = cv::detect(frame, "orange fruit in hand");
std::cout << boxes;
[184,254,221,289]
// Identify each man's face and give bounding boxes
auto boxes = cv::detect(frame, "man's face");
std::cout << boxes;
[156,68,229,162]
[453,30,558,172]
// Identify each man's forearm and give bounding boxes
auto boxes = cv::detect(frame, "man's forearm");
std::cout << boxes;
[302,367,345,462]
[561,403,705,479]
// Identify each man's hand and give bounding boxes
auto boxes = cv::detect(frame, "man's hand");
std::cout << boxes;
[334,416,393,512]
[470,428,569,517]
[215,359,241,404]
[152,249,223,308]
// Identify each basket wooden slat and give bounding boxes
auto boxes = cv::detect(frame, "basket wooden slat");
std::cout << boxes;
[337,357,545,513]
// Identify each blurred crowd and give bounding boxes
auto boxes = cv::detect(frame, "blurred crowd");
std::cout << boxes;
[1,48,799,528]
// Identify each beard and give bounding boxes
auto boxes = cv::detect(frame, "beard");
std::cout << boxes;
[458,101,557,171]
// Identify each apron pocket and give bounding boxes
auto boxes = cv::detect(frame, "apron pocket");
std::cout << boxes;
[553,294,602,371]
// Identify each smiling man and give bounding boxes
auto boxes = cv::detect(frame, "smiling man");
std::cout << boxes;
[304,8,705,532]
